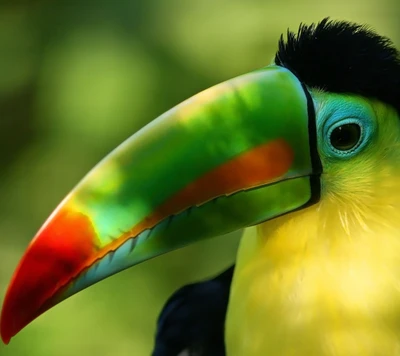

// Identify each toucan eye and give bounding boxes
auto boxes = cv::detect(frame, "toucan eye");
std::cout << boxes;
[329,123,361,151]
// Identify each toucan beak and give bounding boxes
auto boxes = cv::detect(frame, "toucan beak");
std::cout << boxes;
[0,65,321,344]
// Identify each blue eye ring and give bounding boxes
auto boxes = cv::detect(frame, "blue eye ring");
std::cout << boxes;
[326,118,370,157]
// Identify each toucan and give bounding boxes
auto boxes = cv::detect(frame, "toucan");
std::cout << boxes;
[1,18,400,356]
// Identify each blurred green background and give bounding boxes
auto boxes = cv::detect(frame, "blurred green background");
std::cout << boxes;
[0,0,398,355]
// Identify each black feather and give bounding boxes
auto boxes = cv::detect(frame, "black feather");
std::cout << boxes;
[275,18,400,113]
[152,266,234,356]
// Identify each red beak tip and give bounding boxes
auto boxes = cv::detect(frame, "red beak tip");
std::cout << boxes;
[1,335,11,345]
[0,316,13,345]
[1,294,27,345]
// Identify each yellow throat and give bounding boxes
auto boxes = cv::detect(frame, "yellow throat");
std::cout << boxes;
[226,173,400,355]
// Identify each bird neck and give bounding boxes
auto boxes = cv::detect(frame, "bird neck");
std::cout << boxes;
[226,189,400,356]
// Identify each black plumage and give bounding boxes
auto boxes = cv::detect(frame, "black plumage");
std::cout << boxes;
[275,18,400,113]
[152,266,234,356]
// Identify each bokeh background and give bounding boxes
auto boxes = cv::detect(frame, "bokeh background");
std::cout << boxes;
[0,0,399,355]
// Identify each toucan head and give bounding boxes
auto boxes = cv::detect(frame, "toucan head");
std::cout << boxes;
[1,18,399,344]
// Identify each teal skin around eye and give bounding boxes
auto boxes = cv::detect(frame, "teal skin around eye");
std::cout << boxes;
[314,93,377,159]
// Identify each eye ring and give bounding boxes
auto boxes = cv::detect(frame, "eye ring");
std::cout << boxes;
[327,119,364,155]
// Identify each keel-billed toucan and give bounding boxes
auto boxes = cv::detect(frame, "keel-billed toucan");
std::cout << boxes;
[1,18,400,355]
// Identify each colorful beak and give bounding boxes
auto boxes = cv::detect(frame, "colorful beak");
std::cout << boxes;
[0,66,321,344]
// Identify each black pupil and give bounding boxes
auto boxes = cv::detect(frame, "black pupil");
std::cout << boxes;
[330,124,361,151]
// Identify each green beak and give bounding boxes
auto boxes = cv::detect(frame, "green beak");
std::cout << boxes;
[0,65,321,343]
